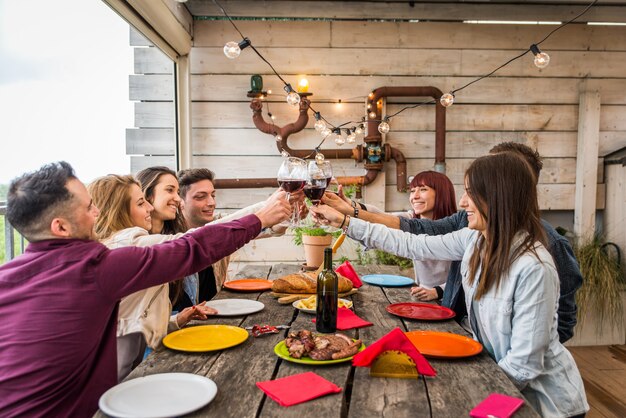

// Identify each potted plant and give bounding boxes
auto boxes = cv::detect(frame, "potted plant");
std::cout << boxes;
[292,222,341,269]
[573,234,624,334]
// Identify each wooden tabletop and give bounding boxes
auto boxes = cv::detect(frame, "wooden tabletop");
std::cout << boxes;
[96,264,539,418]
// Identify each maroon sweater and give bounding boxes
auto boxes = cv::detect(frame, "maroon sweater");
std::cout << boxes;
[0,215,261,417]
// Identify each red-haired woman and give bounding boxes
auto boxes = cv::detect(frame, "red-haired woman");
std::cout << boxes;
[356,171,457,301]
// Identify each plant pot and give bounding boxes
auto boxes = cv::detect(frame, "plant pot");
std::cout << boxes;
[302,234,333,268]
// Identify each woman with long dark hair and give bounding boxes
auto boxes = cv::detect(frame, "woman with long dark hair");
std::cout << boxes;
[311,153,588,418]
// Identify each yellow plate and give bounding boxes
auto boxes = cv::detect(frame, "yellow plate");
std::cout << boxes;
[163,325,248,352]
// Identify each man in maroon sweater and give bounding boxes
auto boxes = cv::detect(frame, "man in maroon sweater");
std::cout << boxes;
[0,162,291,417]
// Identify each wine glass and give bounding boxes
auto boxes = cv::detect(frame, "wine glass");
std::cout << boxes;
[317,161,337,194]
[277,157,307,226]
[304,161,328,206]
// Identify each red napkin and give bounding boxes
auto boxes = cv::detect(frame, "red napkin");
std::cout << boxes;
[470,393,524,418]
[335,261,363,288]
[312,307,373,330]
[256,372,342,407]
[352,327,437,377]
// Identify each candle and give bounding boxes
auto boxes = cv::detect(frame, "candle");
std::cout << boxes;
[297,78,309,93]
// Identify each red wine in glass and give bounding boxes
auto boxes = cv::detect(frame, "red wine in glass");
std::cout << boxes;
[304,186,326,204]
[278,179,306,193]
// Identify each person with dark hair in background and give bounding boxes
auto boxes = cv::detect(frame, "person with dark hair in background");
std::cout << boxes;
[177,168,287,304]
[0,162,291,416]
[321,142,583,343]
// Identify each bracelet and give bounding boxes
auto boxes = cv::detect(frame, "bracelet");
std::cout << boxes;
[353,206,359,218]
[342,215,351,233]
[351,200,357,208]
[339,213,347,229]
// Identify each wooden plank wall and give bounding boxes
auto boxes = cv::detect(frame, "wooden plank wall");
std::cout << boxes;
[127,16,626,263]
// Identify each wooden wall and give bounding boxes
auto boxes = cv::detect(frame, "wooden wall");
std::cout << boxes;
[127,16,626,263]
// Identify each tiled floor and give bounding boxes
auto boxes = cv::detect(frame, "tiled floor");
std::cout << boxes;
[569,345,626,418]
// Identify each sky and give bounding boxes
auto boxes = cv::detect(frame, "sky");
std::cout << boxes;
[0,0,135,184]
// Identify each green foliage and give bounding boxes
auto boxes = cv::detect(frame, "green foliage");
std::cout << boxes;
[291,222,341,246]
[574,234,625,334]
[342,184,359,199]
[374,250,414,269]
[0,184,8,202]
[0,216,26,264]
[353,246,413,269]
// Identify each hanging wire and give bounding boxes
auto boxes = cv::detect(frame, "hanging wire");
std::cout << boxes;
[213,0,599,150]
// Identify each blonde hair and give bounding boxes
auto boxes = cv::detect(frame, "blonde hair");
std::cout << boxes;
[88,174,141,240]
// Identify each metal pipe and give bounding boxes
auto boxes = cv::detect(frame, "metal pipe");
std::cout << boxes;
[367,86,446,169]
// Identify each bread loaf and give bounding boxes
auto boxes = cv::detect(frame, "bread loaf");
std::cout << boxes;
[272,271,353,294]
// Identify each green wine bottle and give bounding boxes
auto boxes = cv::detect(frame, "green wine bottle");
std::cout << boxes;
[316,247,338,333]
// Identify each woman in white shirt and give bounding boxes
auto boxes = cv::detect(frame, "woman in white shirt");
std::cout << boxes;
[89,175,217,381]
[312,153,588,418]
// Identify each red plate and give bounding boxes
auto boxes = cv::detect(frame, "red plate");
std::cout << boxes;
[223,279,273,292]
[386,302,455,321]
[405,331,483,359]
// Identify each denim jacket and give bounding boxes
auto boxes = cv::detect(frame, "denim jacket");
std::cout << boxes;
[399,211,583,343]
[348,219,588,418]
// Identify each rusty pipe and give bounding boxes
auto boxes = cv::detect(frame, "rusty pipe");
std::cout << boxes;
[367,86,446,171]
[214,175,371,190]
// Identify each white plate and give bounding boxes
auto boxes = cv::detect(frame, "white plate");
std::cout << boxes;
[292,298,353,314]
[205,299,264,316]
[98,373,217,418]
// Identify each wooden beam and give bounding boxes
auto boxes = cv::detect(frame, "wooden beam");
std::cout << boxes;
[185,1,626,23]
[127,0,192,55]
[176,55,192,170]
[574,87,602,237]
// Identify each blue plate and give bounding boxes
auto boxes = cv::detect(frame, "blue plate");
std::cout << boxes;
[361,274,414,287]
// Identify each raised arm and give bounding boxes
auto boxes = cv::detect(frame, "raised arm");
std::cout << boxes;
[320,192,401,229]
[399,210,467,236]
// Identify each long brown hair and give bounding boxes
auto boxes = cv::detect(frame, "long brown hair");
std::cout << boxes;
[88,175,140,240]
[135,166,188,235]
[136,166,188,303]
[465,152,546,299]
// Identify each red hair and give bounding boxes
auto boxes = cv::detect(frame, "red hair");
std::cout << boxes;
[409,171,457,220]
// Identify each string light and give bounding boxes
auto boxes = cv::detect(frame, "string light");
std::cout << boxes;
[346,128,357,144]
[315,150,325,163]
[440,93,455,107]
[223,38,250,59]
[378,118,390,134]
[213,0,598,159]
[275,134,282,142]
[333,128,346,146]
[314,112,326,132]
[530,44,550,68]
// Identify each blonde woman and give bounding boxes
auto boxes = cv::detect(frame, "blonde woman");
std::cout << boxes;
[88,175,217,381]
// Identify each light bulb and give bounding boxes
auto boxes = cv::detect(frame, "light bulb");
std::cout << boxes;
[286,91,301,106]
[378,120,390,134]
[321,127,332,138]
[223,41,241,59]
[534,52,550,69]
[368,111,377,119]
[315,152,325,163]
[271,115,276,120]
[367,103,372,109]
[281,150,290,158]
[267,89,272,95]
[334,134,346,146]
[346,132,356,144]
[440,93,454,107]
[355,124,363,135]
[275,134,282,142]
[314,119,326,132]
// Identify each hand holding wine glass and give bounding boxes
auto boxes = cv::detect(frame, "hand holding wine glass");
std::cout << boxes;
[277,157,307,226]
[304,161,328,206]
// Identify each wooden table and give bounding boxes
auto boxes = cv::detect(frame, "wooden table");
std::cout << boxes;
[97,264,539,417]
